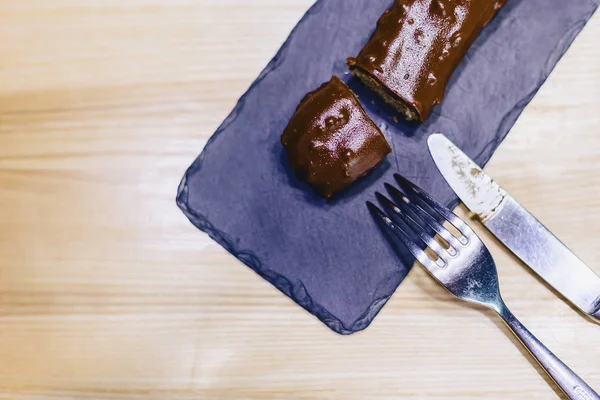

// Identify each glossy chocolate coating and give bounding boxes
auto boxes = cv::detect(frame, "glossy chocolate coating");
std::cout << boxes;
[348,0,507,122]
[281,76,391,198]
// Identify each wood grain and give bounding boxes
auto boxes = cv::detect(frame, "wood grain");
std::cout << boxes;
[0,1,598,398]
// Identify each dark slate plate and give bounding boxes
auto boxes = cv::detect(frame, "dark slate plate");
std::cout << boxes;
[177,0,598,334]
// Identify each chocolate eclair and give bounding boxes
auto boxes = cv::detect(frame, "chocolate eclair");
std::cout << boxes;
[348,0,506,123]
[281,76,391,198]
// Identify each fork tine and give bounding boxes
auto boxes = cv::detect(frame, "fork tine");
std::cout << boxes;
[375,192,449,263]
[385,182,464,250]
[366,201,440,271]
[393,174,474,243]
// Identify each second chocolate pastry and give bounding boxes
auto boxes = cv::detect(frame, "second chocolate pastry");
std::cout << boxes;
[348,0,506,123]
[281,76,391,198]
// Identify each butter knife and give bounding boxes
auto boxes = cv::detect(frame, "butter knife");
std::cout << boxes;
[428,133,600,323]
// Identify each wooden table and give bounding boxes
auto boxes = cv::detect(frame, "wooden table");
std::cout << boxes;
[1,1,598,399]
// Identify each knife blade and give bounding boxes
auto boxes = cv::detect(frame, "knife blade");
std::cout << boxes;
[428,133,600,323]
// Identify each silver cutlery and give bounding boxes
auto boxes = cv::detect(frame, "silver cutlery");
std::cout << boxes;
[428,133,600,323]
[368,174,599,400]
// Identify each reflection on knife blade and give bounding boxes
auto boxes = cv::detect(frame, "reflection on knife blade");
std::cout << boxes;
[444,141,507,222]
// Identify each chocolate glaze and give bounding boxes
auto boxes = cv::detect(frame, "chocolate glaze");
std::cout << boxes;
[348,0,507,122]
[281,76,391,198]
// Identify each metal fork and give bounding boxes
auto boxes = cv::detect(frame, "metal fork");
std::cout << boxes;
[368,174,599,400]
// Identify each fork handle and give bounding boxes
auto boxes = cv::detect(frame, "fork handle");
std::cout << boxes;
[497,305,599,400]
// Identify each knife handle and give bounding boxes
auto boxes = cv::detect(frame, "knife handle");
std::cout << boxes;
[498,305,599,400]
